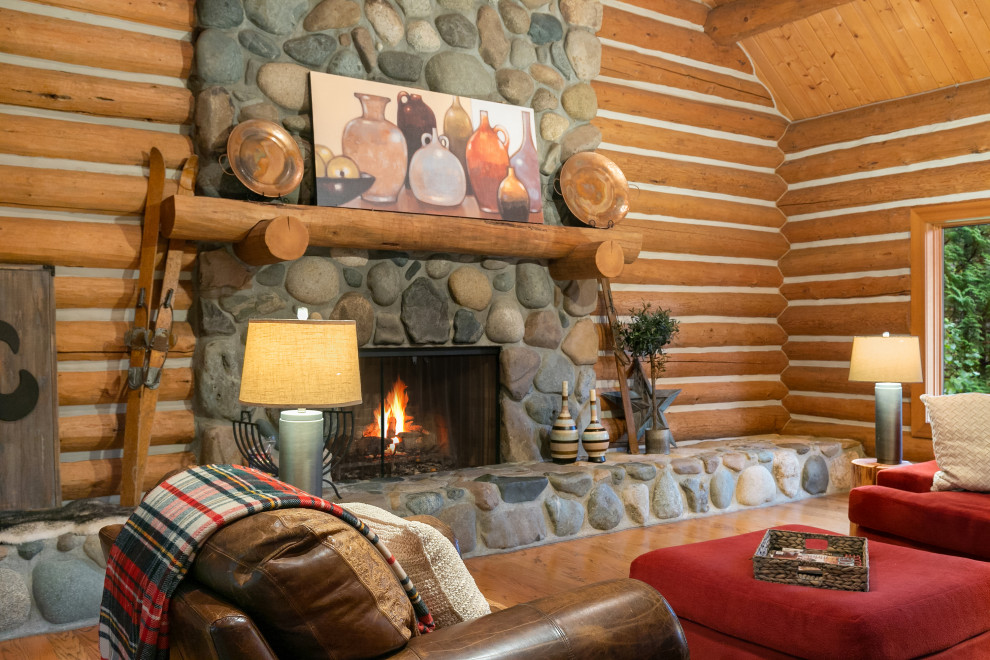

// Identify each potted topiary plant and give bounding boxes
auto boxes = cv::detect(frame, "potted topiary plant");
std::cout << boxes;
[615,303,680,454]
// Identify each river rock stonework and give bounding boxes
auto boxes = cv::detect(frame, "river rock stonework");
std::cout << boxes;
[191,0,604,208]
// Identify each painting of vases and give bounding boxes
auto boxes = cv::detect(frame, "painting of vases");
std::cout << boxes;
[310,71,544,224]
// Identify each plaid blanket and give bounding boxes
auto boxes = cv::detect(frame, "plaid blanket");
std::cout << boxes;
[98,464,434,660]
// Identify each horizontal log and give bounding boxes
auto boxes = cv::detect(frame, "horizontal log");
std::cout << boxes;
[780,78,990,153]
[233,216,309,266]
[602,149,786,202]
[619,258,782,288]
[0,63,193,124]
[779,239,908,278]
[780,275,911,301]
[58,367,193,406]
[597,350,788,379]
[668,405,789,441]
[599,46,774,108]
[162,194,642,263]
[594,116,782,169]
[601,6,752,73]
[593,80,787,141]
[60,452,196,500]
[548,241,624,280]
[55,277,194,310]
[782,366,877,396]
[55,320,195,360]
[783,394,906,425]
[614,0,708,25]
[59,408,194,452]
[782,340,852,362]
[705,0,853,45]
[625,218,789,260]
[778,161,990,217]
[782,208,909,244]
[598,379,788,411]
[602,290,787,318]
[0,164,179,215]
[631,188,785,228]
[0,113,193,168]
[30,0,195,31]
[777,301,910,337]
[780,420,933,463]
[596,321,785,350]
[0,8,192,77]
[777,121,990,185]
[0,216,196,270]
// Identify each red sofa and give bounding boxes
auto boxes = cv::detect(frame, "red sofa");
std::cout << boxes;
[848,460,990,561]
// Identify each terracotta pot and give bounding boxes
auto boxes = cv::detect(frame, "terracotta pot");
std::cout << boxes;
[397,91,436,188]
[465,110,509,213]
[509,110,541,214]
[341,93,407,203]
[409,128,466,207]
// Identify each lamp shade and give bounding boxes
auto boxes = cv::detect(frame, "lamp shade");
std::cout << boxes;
[848,335,923,383]
[238,319,362,408]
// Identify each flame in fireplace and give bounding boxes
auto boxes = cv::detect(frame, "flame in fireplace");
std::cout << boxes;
[363,377,424,453]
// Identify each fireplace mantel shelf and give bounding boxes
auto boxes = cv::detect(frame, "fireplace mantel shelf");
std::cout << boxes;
[161,195,642,277]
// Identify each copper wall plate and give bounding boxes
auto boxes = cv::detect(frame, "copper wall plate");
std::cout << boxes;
[559,152,630,228]
[226,119,304,197]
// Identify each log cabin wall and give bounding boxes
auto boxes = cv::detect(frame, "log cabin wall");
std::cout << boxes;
[592,0,791,443]
[776,78,990,461]
[0,0,198,500]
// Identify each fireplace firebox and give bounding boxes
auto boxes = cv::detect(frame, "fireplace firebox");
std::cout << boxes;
[339,347,500,479]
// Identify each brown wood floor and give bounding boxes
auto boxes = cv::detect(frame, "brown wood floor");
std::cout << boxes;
[0,493,850,660]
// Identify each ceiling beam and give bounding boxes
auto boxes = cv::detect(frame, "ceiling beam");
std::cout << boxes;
[704,0,854,45]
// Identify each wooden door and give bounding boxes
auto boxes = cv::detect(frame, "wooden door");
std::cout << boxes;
[0,265,59,510]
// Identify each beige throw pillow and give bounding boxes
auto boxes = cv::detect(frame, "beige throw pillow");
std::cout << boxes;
[344,503,491,628]
[921,393,990,492]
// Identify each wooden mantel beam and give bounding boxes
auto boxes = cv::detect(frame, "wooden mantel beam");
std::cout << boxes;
[161,194,643,265]
[704,0,854,46]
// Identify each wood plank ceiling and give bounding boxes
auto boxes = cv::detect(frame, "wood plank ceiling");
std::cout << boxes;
[709,0,990,120]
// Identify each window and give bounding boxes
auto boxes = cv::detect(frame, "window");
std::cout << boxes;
[910,201,990,438]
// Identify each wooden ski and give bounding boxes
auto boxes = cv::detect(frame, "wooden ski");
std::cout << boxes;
[120,147,166,506]
[598,277,640,454]
[122,155,198,506]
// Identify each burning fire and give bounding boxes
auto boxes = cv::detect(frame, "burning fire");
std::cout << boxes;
[362,377,425,455]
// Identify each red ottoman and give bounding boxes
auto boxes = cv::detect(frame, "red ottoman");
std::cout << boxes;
[630,525,990,659]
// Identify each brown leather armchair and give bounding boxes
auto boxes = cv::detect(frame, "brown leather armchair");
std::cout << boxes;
[100,511,688,660]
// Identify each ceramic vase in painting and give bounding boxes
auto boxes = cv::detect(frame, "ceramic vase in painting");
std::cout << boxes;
[443,96,473,193]
[497,167,529,222]
[509,110,541,215]
[581,389,609,463]
[549,381,579,464]
[397,91,436,188]
[465,110,509,214]
[409,128,466,207]
[341,93,407,203]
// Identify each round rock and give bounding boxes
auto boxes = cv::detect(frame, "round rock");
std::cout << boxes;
[426,254,453,278]
[564,28,601,80]
[560,0,603,30]
[304,0,362,29]
[374,312,405,344]
[528,13,563,44]
[680,477,709,513]
[436,13,478,49]
[366,0,405,46]
[493,271,513,291]
[449,266,493,310]
[257,62,311,111]
[286,257,339,304]
[587,482,623,530]
[736,465,775,506]
[425,52,494,97]
[32,559,103,624]
[510,38,537,68]
[530,62,565,90]
[379,51,424,82]
[397,0,432,17]
[284,34,336,66]
[499,0,531,33]
[544,494,584,536]
[401,278,451,343]
[408,20,443,52]
[197,0,244,28]
[651,469,683,519]
[330,247,369,267]
[532,88,559,113]
[561,318,598,364]
[328,49,365,78]
[478,5,510,69]
[561,278,597,316]
[524,309,563,348]
[496,68,535,105]
[453,308,484,343]
[550,40,574,78]
[351,27,378,72]
[533,351,574,393]
[196,30,243,84]
[802,455,830,494]
[0,568,30,632]
[238,29,280,60]
[485,297,525,343]
[330,292,375,345]
[773,451,801,497]
[515,262,552,308]
[623,483,650,524]
[239,101,281,123]
[244,0,308,35]
[197,337,244,419]
[540,112,569,141]
[559,123,602,161]
[561,83,597,120]
[500,346,541,400]
[710,469,736,509]
[367,261,402,305]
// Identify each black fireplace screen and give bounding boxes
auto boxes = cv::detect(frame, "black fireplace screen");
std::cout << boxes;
[339,347,500,479]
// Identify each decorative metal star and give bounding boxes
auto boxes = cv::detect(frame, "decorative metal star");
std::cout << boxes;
[600,387,680,445]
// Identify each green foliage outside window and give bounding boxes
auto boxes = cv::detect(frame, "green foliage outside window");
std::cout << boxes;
[943,224,990,394]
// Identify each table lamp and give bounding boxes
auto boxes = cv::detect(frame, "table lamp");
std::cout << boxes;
[848,333,923,464]
[238,317,362,496]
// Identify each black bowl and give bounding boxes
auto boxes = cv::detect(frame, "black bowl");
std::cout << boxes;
[316,173,375,206]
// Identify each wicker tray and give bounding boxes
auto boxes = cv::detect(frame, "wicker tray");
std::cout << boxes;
[753,529,869,592]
